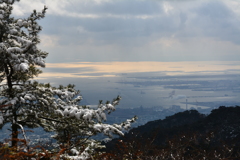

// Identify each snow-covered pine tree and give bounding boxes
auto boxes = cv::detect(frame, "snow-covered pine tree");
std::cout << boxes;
[0,0,136,158]
[0,0,48,147]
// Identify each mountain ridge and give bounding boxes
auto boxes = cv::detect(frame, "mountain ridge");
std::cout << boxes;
[104,106,240,159]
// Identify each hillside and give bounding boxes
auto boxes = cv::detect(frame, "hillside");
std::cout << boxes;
[103,106,240,159]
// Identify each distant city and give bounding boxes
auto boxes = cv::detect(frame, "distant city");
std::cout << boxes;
[0,103,232,145]
[1,62,240,144]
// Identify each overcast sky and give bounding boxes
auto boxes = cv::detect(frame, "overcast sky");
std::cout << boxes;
[12,0,240,63]
[8,0,240,108]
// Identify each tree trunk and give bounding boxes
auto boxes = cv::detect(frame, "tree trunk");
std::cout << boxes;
[4,63,18,147]
[11,119,18,147]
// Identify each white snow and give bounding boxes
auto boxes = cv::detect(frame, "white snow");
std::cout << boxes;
[19,63,29,72]
[17,19,23,26]
[55,110,64,117]
[20,97,25,103]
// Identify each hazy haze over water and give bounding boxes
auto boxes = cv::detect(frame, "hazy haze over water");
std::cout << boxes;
[38,61,240,110]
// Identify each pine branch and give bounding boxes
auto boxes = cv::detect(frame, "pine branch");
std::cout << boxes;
[38,116,68,124]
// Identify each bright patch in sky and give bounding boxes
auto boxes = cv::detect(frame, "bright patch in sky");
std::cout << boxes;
[40,61,240,79]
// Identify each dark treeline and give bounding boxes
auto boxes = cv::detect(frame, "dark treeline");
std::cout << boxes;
[103,106,240,159]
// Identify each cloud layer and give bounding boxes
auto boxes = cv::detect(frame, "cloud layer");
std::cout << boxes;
[12,0,240,62]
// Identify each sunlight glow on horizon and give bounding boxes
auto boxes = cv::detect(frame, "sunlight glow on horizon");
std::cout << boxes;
[38,61,240,79]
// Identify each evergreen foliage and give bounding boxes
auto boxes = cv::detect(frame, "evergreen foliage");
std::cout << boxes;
[0,1,136,159]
